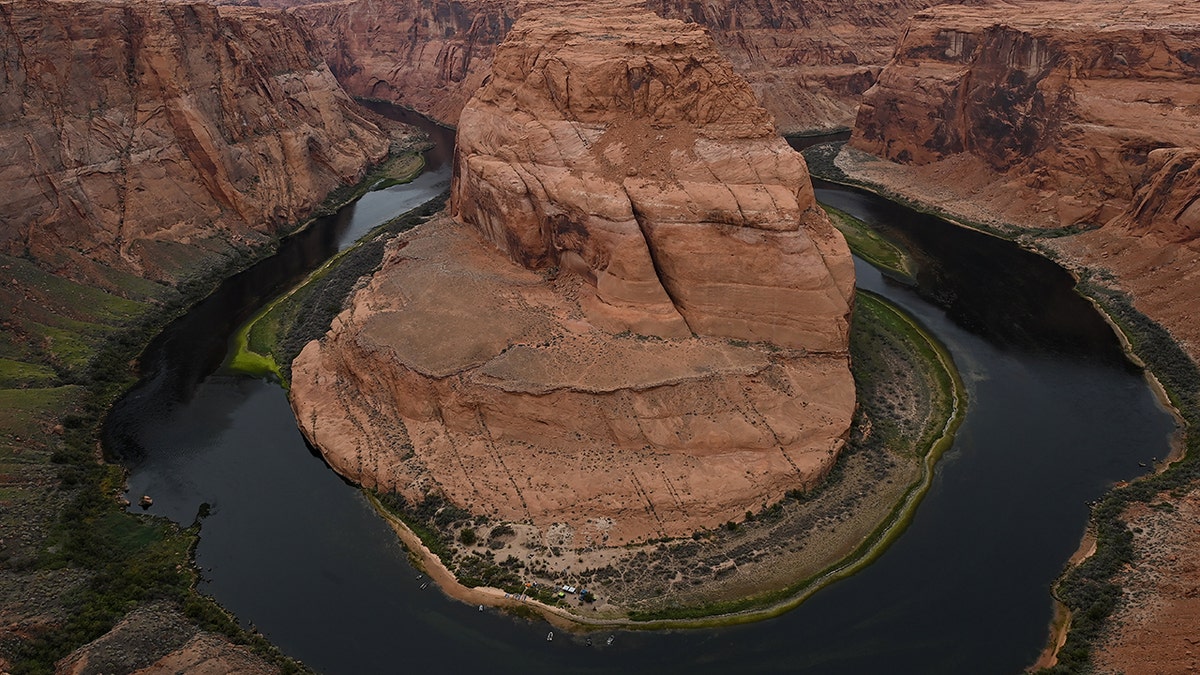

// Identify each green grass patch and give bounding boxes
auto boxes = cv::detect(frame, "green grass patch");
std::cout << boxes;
[0,359,59,389]
[0,386,85,440]
[822,204,916,283]
[0,254,145,326]
[370,153,425,190]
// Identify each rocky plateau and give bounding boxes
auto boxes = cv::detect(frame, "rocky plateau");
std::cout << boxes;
[843,0,1200,359]
[291,1,856,545]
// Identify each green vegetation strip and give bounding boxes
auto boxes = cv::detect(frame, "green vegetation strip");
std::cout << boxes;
[1037,281,1200,674]
[367,290,966,629]
[227,191,448,384]
[623,291,965,626]
[800,140,1200,672]
[822,204,916,282]
[2,151,424,673]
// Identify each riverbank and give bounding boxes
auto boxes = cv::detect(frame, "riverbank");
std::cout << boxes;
[803,141,1200,674]
[0,121,430,671]
[333,285,964,629]
[227,152,430,382]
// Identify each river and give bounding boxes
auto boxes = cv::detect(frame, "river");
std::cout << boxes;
[106,115,1175,673]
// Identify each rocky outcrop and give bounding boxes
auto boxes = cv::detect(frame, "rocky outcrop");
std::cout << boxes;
[839,0,1200,354]
[289,0,518,126]
[291,216,855,545]
[850,0,1200,232]
[0,0,390,286]
[291,0,953,133]
[291,3,855,545]
[451,1,854,350]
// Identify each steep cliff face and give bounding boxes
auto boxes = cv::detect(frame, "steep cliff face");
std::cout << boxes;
[291,3,856,545]
[451,1,854,350]
[0,0,390,285]
[647,0,949,132]
[290,0,518,126]
[291,0,951,132]
[850,0,1200,231]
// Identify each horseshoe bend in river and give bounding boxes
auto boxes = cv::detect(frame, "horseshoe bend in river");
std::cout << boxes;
[106,115,1174,674]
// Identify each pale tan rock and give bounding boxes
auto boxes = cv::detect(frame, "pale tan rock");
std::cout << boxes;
[451,1,854,350]
[0,0,389,286]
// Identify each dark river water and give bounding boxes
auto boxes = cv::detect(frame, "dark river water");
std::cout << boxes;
[106,120,1175,674]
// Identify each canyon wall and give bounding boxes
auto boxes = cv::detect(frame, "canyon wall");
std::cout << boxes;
[850,0,1200,233]
[0,0,390,287]
[291,0,953,133]
[451,1,855,350]
[292,2,856,545]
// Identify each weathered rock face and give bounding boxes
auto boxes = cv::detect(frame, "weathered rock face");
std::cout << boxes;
[291,0,952,133]
[0,0,389,285]
[292,216,855,545]
[290,0,518,127]
[646,0,951,133]
[292,4,856,545]
[451,2,854,350]
[851,0,1200,232]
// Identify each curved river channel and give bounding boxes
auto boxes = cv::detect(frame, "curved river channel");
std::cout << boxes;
[106,112,1175,674]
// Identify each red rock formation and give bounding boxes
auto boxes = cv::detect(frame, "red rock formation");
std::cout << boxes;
[0,0,389,286]
[850,0,1200,231]
[451,2,854,349]
[290,0,953,132]
[291,3,856,545]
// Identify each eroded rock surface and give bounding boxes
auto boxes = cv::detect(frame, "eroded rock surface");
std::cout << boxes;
[841,0,1200,356]
[292,4,855,544]
[292,216,854,545]
[452,1,854,350]
[290,0,956,132]
[850,0,1200,234]
[0,0,389,286]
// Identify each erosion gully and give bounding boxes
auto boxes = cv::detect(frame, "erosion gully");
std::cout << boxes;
[105,112,1174,674]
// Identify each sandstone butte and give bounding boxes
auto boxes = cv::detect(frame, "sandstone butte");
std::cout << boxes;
[840,0,1200,670]
[291,0,856,546]
[280,0,955,133]
[0,0,390,290]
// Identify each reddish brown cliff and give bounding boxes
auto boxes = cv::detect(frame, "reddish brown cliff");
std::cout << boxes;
[0,0,390,286]
[291,2,855,546]
[451,1,854,349]
[291,0,953,133]
[850,0,1200,232]
[839,7,1200,667]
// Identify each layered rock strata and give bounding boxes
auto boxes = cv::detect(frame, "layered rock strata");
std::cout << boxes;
[292,3,856,544]
[843,0,1200,352]
[290,0,954,132]
[837,6,1200,668]
[451,1,854,350]
[850,0,1200,234]
[0,0,390,286]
